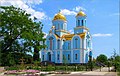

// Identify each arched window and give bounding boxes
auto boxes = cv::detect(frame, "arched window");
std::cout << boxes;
[88,41,89,47]
[75,38,78,49]
[85,20,86,26]
[49,37,53,50]
[63,55,65,60]
[68,54,70,60]
[82,20,84,26]
[57,40,60,49]
[42,55,44,61]
[68,43,70,50]
[58,23,60,29]
[78,20,80,26]
[85,53,88,63]
[75,54,77,60]
[57,54,59,60]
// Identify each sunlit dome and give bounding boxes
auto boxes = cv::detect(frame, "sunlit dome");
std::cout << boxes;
[76,11,86,17]
[53,11,66,21]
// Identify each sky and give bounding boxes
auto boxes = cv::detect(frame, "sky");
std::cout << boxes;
[0,0,119,58]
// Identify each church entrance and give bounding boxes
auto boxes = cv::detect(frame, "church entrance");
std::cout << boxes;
[47,52,51,61]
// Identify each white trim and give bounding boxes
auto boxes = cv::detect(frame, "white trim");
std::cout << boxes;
[60,50,62,63]
[71,50,73,63]
[82,39,85,63]
[80,38,82,63]
[71,37,73,63]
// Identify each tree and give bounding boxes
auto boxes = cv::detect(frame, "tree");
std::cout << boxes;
[0,6,46,65]
[110,50,120,72]
[96,54,107,65]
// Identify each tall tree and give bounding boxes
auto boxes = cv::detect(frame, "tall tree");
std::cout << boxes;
[96,54,107,65]
[0,6,46,65]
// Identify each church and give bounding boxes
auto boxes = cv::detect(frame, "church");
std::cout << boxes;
[41,10,92,64]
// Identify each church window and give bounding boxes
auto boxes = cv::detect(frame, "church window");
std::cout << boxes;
[61,24,63,30]
[88,41,90,47]
[63,55,65,60]
[49,37,53,50]
[85,20,86,26]
[78,20,80,26]
[55,24,57,30]
[75,38,78,49]
[82,20,84,26]
[57,54,59,60]
[58,23,60,29]
[75,54,77,60]
[68,43,70,50]
[57,40,60,49]
[68,54,70,60]
[64,24,65,30]
[42,55,44,61]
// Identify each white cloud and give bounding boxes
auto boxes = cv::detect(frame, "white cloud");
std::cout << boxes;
[92,33,113,37]
[73,6,86,12]
[33,12,47,20]
[23,0,43,5]
[60,9,77,15]
[109,13,120,16]
[60,6,86,16]
[0,0,47,21]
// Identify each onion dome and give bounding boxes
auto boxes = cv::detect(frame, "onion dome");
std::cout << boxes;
[53,11,66,21]
[76,11,86,17]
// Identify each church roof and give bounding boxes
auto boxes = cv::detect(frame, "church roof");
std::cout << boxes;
[62,34,74,40]
[53,12,66,21]
[54,34,60,39]
[76,11,86,17]
[62,32,86,40]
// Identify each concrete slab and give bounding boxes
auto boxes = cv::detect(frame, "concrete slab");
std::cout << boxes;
[82,72,108,75]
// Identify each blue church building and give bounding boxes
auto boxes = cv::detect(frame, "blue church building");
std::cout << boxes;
[41,11,92,64]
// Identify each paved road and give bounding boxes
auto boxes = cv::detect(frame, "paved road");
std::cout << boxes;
[50,67,117,76]
[50,72,117,76]
[0,67,4,72]
[0,67,117,76]
[94,67,114,72]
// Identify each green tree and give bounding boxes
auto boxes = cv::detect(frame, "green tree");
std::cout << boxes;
[0,6,46,66]
[96,54,107,65]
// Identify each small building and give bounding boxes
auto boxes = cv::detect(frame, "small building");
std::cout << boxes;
[41,10,92,64]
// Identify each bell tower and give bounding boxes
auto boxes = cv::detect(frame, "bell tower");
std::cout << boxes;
[52,11,69,37]
[74,11,88,34]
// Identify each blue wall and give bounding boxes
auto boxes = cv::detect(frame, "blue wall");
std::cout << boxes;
[73,50,80,63]
[63,51,71,63]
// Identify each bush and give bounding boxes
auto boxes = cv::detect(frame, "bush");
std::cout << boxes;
[46,65,55,71]
[6,66,20,70]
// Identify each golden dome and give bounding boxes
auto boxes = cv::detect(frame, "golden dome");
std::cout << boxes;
[76,11,86,17]
[53,12,66,21]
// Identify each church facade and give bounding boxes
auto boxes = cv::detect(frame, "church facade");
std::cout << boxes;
[41,11,92,64]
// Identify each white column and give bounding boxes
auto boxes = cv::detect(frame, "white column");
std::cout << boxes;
[71,40,73,63]
[82,39,84,63]
[80,38,82,63]
[60,50,63,63]
[71,50,73,63]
